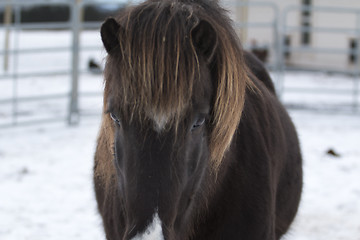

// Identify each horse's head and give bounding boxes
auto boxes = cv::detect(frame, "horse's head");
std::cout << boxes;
[99,1,249,239]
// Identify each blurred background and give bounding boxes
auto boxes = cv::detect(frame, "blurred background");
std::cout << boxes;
[0,0,359,239]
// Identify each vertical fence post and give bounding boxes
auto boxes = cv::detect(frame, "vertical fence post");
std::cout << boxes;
[354,11,360,112]
[68,0,81,125]
[11,4,21,126]
[276,8,287,99]
[273,5,284,99]
[3,4,12,72]
[235,0,249,44]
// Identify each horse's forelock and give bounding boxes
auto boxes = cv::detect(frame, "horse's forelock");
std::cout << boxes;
[103,0,252,172]
[105,1,201,126]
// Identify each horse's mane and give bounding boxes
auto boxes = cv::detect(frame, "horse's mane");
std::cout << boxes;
[102,0,252,171]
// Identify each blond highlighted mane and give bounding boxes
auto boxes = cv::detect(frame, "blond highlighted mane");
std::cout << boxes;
[96,0,253,184]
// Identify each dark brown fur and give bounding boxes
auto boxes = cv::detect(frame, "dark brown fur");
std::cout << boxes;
[94,1,302,239]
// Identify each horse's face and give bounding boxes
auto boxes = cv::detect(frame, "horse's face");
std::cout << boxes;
[101,17,218,239]
[109,75,212,239]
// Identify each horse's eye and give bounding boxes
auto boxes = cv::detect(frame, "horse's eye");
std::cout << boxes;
[192,117,206,131]
[110,112,121,125]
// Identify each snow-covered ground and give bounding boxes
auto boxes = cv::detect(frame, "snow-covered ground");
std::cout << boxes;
[284,110,360,240]
[1,30,360,240]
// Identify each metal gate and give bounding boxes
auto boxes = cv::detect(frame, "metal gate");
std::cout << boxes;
[1,1,359,129]
[278,5,360,111]
[0,0,125,128]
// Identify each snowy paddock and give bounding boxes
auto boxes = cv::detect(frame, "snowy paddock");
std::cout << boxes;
[1,30,360,240]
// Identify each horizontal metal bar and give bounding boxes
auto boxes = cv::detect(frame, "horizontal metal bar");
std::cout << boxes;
[0,70,71,79]
[284,66,360,76]
[284,103,360,114]
[0,21,108,31]
[0,47,71,55]
[0,46,102,56]
[81,22,102,29]
[0,22,72,30]
[80,45,103,51]
[283,46,360,55]
[0,93,69,104]
[0,1,72,7]
[235,22,276,29]
[0,0,127,9]
[0,117,67,129]
[0,21,104,31]
[79,92,102,97]
[284,87,355,95]
[77,69,101,74]
[284,26,358,35]
[0,69,105,79]
[284,5,360,15]
[225,1,279,9]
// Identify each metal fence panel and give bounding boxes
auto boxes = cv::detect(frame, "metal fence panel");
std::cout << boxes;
[279,5,360,111]
[1,1,359,129]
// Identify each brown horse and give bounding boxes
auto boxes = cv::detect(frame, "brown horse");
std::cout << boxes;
[94,0,302,239]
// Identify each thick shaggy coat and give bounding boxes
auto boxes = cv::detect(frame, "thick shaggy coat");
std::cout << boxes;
[94,0,302,239]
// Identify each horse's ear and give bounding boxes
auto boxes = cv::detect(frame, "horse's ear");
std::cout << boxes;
[191,20,218,63]
[101,18,122,54]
